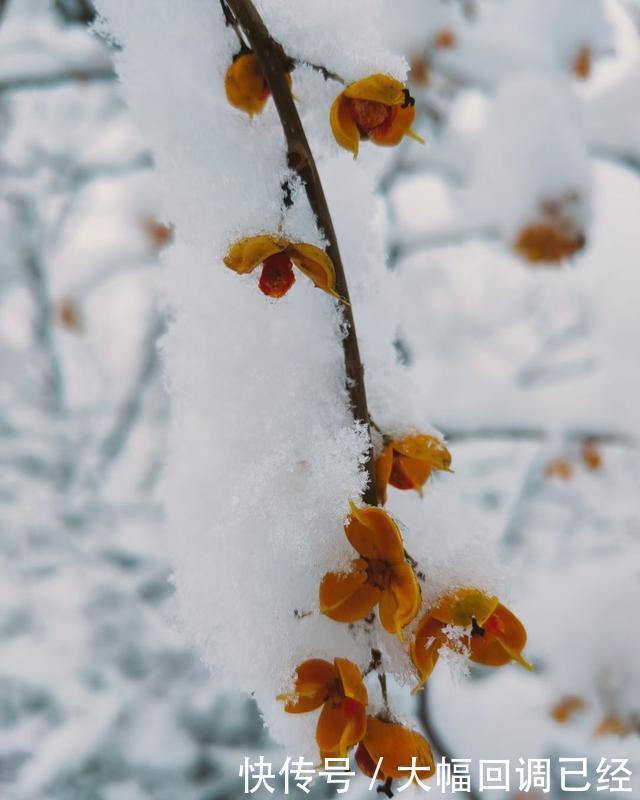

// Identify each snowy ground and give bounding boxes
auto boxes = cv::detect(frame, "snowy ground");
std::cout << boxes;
[0,1,639,798]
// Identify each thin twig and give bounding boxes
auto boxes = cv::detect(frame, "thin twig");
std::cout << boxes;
[0,65,114,93]
[416,686,481,800]
[291,59,345,85]
[442,426,635,446]
[223,0,378,505]
[12,197,65,416]
[96,310,166,478]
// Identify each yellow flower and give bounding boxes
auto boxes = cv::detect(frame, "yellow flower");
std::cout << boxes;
[223,235,340,299]
[277,657,368,760]
[319,502,421,638]
[330,74,424,158]
[410,588,532,690]
[224,53,292,117]
[376,433,452,505]
[355,717,434,782]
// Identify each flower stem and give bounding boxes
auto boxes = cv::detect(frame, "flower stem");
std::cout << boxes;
[222,0,378,506]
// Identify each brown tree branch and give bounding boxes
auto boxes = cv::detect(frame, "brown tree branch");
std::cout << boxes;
[223,0,378,505]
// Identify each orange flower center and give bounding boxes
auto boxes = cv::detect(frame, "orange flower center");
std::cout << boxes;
[324,680,361,722]
[259,252,296,298]
[366,558,393,591]
[388,455,414,490]
[349,98,396,137]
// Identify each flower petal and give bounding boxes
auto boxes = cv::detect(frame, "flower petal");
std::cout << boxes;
[378,588,399,636]
[289,243,340,298]
[346,502,405,563]
[335,658,368,706]
[223,235,287,275]
[224,54,269,117]
[360,717,434,781]
[470,603,532,670]
[431,588,499,627]
[318,559,377,622]
[279,658,336,713]
[316,699,367,757]
[343,74,405,106]
[394,455,432,494]
[319,568,380,623]
[391,562,422,628]
[378,564,420,637]
[394,434,452,471]
[330,94,361,157]
[410,615,447,690]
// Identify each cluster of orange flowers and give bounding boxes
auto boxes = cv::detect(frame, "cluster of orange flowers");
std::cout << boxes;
[226,56,422,158]
[278,437,531,786]
[222,41,531,791]
[224,52,423,299]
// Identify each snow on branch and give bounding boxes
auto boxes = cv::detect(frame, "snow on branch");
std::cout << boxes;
[94,0,527,779]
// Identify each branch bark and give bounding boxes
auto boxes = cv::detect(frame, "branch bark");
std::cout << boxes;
[224,0,378,505]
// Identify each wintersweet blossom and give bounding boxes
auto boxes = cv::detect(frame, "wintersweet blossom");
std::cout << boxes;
[514,194,586,264]
[572,45,592,80]
[514,223,586,264]
[330,74,424,158]
[595,715,633,738]
[224,53,292,116]
[376,433,452,505]
[410,588,532,690]
[355,717,435,783]
[223,235,340,299]
[319,502,420,638]
[551,695,586,723]
[277,658,367,760]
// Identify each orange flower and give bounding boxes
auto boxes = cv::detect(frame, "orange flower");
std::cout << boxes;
[277,657,368,760]
[56,297,84,333]
[551,695,587,723]
[544,458,573,481]
[319,502,420,638]
[581,439,602,471]
[433,29,456,49]
[514,223,586,264]
[572,45,592,81]
[225,54,269,116]
[223,235,340,299]
[355,717,434,783]
[376,433,452,505]
[330,74,424,158]
[595,715,633,738]
[410,588,532,690]
[224,53,292,117]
